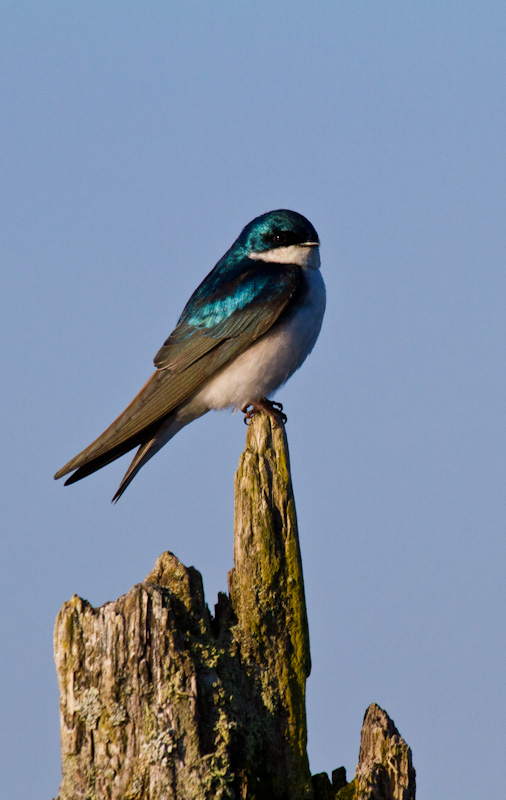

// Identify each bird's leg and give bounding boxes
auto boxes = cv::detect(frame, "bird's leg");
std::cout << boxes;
[241,398,287,426]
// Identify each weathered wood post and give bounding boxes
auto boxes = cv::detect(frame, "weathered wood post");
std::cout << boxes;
[54,413,416,800]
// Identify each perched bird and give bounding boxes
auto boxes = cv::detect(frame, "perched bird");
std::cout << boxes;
[55,209,325,501]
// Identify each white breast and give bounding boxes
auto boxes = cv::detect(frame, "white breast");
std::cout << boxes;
[195,267,326,411]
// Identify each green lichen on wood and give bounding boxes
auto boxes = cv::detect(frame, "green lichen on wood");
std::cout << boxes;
[228,415,312,798]
[334,778,356,800]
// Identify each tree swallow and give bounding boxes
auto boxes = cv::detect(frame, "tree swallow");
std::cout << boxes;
[55,209,325,501]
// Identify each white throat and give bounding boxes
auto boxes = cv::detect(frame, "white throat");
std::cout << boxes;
[249,243,321,269]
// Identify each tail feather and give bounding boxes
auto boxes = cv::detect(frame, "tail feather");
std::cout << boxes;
[112,404,207,502]
[64,428,147,486]
[57,397,208,500]
[62,422,160,486]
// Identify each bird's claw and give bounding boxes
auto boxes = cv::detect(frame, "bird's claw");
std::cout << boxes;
[241,399,287,426]
[242,405,254,426]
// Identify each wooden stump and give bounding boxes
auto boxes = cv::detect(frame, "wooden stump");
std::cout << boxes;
[54,413,416,800]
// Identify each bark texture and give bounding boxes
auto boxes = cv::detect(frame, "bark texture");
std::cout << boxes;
[312,704,415,800]
[354,703,416,800]
[54,414,416,800]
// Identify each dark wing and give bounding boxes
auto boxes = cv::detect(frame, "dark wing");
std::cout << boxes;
[54,260,300,482]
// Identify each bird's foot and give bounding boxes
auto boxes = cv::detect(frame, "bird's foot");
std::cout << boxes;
[242,398,287,426]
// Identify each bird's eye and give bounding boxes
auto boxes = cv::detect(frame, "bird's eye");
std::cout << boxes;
[273,232,287,245]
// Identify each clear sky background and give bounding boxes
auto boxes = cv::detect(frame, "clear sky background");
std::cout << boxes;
[2,3,505,799]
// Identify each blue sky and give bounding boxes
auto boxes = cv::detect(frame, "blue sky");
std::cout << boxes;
[2,3,506,798]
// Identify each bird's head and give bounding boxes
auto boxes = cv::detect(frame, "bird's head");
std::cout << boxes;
[236,210,320,269]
